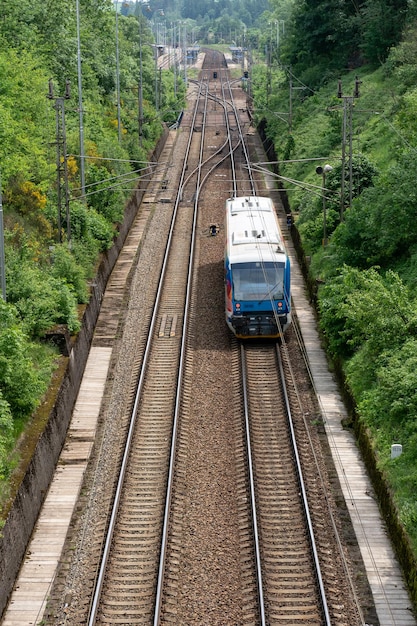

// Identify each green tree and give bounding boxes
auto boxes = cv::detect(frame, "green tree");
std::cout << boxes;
[318,266,414,362]
[361,0,409,66]
[283,0,362,83]
[5,238,81,337]
[0,49,52,184]
[331,151,417,269]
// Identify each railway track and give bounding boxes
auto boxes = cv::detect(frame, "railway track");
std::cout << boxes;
[241,341,329,624]
[44,49,370,625]
[86,77,210,624]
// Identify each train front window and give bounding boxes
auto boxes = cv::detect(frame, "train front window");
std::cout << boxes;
[232,262,285,301]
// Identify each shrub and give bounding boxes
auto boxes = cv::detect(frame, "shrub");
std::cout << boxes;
[50,244,88,304]
[0,392,13,481]
[6,243,81,337]
[0,300,48,419]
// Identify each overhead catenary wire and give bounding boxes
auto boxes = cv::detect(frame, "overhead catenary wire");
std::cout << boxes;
[66,158,168,202]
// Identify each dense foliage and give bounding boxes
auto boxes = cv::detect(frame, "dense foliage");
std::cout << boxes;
[250,2,417,550]
[3,0,417,570]
[265,0,412,86]
[0,0,185,489]
[121,0,268,45]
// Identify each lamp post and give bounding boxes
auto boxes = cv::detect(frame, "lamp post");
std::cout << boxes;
[316,164,333,246]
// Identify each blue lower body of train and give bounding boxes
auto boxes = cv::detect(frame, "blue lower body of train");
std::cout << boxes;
[225,260,291,339]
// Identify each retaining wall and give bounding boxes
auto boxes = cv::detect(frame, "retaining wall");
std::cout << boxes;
[0,129,168,617]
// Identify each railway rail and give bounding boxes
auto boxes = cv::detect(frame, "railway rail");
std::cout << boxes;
[41,49,373,625]
[241,341,330,624]
[86,76,210,624]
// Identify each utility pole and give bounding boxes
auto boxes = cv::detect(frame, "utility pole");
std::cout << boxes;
[155,43,159,111]
[316,164,333,246]
[266,44,271,106]
[147,9,165,116]
[158,67,162,112]
[288,67,306,134]
[0,172,6,300]
[172,21,177,98]
[48,79,71,244]
[182,21,188,86]
[115,0,122,143]
[76,0,86,201]
[338,76,361,221]
[138,15,144,146]
[274,20,285,59]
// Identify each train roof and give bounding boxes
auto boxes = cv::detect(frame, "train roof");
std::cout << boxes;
[226,196,287,264]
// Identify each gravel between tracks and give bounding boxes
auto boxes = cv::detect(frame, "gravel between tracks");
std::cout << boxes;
[45,81,377,626]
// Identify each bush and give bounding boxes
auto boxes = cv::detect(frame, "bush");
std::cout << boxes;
[0,392,13,481]
[0,300,48,419]
[68,201,115,252]
[6,242,81,337]
[50,244,88,304]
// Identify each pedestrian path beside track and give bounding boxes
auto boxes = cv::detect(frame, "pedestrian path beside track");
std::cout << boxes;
[267,180,417,625]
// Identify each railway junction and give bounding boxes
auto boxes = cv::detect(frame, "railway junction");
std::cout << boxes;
[2,50,416,626]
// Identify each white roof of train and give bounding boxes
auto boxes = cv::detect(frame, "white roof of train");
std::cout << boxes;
[226,196,286,264]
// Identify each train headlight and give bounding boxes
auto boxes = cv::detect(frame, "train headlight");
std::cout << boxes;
[235,303,241,309]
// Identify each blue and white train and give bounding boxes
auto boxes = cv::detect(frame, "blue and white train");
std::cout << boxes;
[224,196,291,339]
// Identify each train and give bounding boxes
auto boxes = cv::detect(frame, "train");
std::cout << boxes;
[224,195,291,339]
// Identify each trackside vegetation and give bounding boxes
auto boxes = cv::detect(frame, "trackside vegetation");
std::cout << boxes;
[2,0,417,607]
[250,0,417,571]
[0,0,186,500]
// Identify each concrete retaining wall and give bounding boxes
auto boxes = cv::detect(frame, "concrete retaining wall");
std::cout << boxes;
[0,129,168,618]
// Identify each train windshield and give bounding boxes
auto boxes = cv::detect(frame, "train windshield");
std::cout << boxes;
[232,262,285,301]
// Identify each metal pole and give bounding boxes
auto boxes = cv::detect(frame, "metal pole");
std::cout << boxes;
[338,78,361,220]
[340,98,348,222]
[115,1,122,143]
[55,98,63,243]
[173,22,177,98]
[76,0,86,200]
[49,79,71,245]
[348,99,354,209]
[159,67,162,111]
[61,95,71,245]
[178,22,182,76]
[316,165,332,246]
[0,173,6,300]
[154,16,158,111]
[138,16,143,146]
[322,171,327,246]
[155,43,158,111]
[183,22,187,86]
